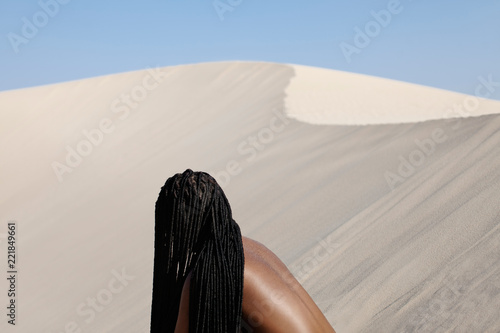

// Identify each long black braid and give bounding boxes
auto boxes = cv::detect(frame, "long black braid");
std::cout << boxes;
[150,169,245,332]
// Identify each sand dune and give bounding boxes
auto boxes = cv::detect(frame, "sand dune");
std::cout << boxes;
[0,61,499,332]
[286,64,500,125]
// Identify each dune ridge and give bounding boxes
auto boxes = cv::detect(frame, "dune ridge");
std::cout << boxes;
[285,64,500,125]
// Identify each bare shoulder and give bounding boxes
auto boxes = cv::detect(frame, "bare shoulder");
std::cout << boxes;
[174,238,336,333]
[241,237,336,333]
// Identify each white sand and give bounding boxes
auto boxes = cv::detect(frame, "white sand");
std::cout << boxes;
[286,64,500,125]
[0,61,499,332]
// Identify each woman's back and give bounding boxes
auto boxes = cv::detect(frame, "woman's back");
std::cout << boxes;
[175,237,336,332]
[241,237,336,333]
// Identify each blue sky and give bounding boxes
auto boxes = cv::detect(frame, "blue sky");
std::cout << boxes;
[1,0,499,99]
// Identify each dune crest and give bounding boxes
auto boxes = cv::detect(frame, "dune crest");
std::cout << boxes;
[285,64,500,125]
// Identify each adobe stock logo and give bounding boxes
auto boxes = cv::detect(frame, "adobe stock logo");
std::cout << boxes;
[384,74,499,191]
[51,66,168,183]
[213,108,290,188]
[385,129,448,190]
[212,0,244,21]
[53,267,135,333]
[339,0,404,63]
[7,0,72,54]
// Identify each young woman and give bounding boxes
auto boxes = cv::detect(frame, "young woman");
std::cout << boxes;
[150,169,335,333]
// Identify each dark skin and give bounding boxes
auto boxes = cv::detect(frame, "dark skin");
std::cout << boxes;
[174,236,336,333]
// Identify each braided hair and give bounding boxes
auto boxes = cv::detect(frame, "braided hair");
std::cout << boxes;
[150,169,245,332]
